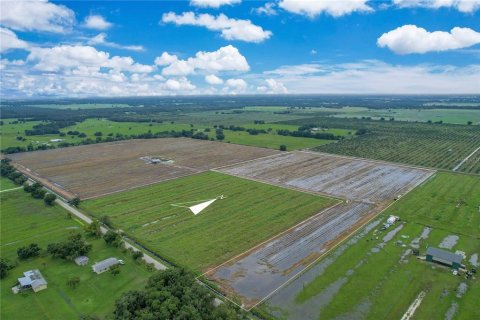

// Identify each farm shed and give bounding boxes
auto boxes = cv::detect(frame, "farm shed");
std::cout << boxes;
[75,256,89,266]
[12,270,47,293]
[426,247,463,270]
[92,258,122,274]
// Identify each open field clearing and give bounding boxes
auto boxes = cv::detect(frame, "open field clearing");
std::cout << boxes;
[1,190,80,254]
[218,151,433,203]
[259,172,480,320]
[0,118,199,149]
[81,172,336,272]
[379,172,480,237]
[9,138,278,199]
[206,152,433,308]
[1,117,349,152]
[0,189,152,319]
[223,130,334,150]
[0,176,18,191]
[168,110,311,126]
[26,103,134,109]
[282,117,480,173]
[331,107,480,125]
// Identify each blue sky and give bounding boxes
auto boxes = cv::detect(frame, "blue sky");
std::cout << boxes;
[1,0,479,97]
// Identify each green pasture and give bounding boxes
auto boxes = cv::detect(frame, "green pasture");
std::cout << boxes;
[260,172,480,320]
[81,172,337,272]
[332,107,480,125]
[27,103,135,110]
[0,177,18,191]
[0,189,152,319]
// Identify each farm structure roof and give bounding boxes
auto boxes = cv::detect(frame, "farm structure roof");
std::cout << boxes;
[92,258,120,274]
[17,270,47,292]
[426,247,463,265]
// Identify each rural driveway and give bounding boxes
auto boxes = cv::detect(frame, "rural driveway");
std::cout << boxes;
[56,199,167,271]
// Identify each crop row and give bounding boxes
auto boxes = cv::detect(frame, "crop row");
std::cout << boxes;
[282,117,480,173]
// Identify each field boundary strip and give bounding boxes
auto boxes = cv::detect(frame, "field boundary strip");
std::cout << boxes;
[210,151,284,171]
[452,145,480,171]
[11,162,78,201]
[81,152,286,200]
[80,170,199,200]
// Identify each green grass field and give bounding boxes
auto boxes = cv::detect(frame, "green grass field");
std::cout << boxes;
[0,118,199,149]
[0,177,18,191]
[259,172,480,320]
[332,107,480,125]
[0,189,152,319]
[386,172,480,237]
[81,172,337,272]
[1,118,351,151]
[27,103,135,109]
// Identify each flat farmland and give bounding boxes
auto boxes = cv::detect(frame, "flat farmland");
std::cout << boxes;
[218,151,433,203]
[80,172,337,272]
[281,117,480,173]
[206,152,433,308]
[8,138,279,199]
[260,172,480,320]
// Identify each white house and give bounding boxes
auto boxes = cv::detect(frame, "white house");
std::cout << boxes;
[12,270,47,294]
[92,258,123,274]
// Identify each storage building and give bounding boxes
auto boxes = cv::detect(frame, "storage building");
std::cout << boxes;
[426,247,463,270]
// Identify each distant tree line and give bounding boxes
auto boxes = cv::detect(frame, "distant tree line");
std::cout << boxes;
[276,124,344,140]
[1,129,214,154]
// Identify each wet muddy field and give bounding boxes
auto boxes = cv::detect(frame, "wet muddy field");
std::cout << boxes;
[218,151,433,203]
[207,152,434,309]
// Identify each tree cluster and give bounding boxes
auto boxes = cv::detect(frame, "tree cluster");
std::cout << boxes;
[277,124,342,140]
[17,243,41,260]
[0,258,15,279]
[103,230,122,247]
[47,233,92,260]
[113,269,247,320]
[0,159,27,185]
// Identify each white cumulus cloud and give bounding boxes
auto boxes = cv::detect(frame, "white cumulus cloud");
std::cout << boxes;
[0,28,29,53]
[205,74,224,85]
[254,2,278,15]
[225,78,247,92]
[393,0,480,13]
[263,60,480,94]
[154,52,179,66]
[278,0,372,17]
[159,45,249,76]
[84,14,113,30]
[88,33,144,52]
[190,0,241,8]
[257,78,288,94]
[162,12,272,43]
[0,0,75,33]
[165,77,196,91]
[377,25,480,54]
[27,45,154,73]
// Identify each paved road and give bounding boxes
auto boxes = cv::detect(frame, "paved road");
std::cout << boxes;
[55,199,167,271]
